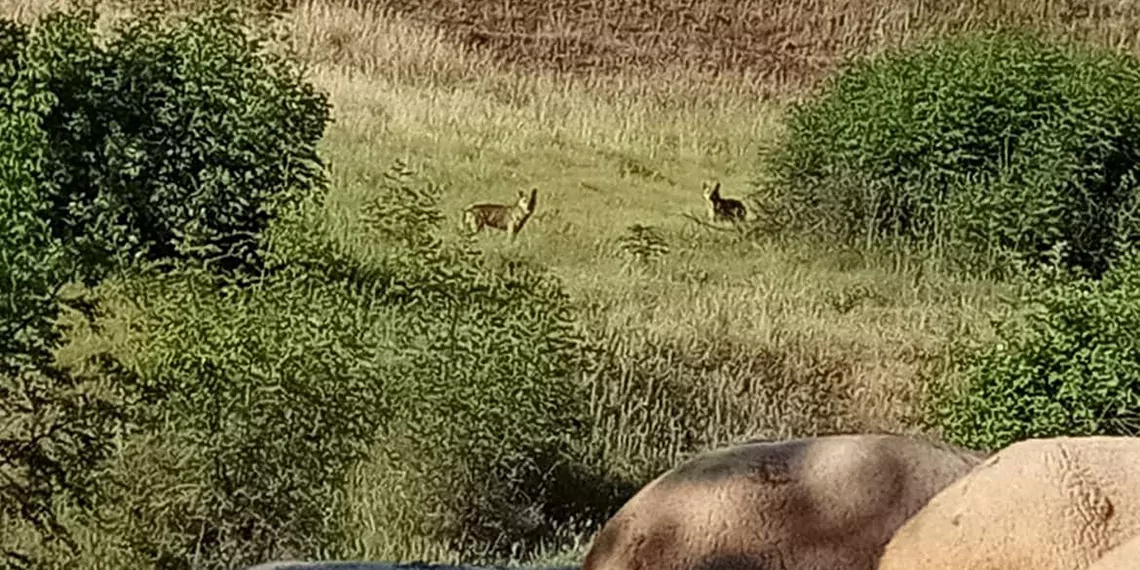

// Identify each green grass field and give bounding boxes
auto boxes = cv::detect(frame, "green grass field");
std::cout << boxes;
[296,0,1001,404]
[0,0,1034,566]
[285,4,1007,560]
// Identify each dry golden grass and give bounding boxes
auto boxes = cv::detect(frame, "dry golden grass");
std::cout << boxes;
[0,0,66,22]
[361,0,1140,95]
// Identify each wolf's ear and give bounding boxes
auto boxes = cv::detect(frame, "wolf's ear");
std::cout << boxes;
[713,182,721,193]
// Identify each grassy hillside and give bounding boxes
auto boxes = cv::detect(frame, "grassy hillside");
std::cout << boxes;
[282,2,1140,557]
[288,0,990,441]
[282,1,1001,561]
[5,0,1140,566]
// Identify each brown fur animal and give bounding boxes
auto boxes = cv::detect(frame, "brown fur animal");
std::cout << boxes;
[582,434,987,570]
[1088,534,1140,570]
[877,436,1140,570]
[702,181,747,223]
[461,187,537,238]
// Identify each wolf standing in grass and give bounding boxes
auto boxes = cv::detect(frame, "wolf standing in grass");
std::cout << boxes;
[462,187,538,239]
[702,181,746,223]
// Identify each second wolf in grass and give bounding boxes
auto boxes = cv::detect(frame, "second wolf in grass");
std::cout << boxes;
[702,181,746,223]
[462,187,538,239]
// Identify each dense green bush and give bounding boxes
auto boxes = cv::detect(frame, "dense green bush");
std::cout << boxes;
[46,162,594,568]
[93,263,391,569]
[333,163,593,563]
[0,15,127,567]
[932,251,1140,452]
[27,4,328,276]
[0,4,331,566]
[756,29,1140,275]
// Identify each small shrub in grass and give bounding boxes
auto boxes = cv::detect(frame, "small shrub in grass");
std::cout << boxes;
[932,251,1140,453]
[756,29,1140,276]
[333,164,594,563]
[95,263,391,569]
[616,223,670,271]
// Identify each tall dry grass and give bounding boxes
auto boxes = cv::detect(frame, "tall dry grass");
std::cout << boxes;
[366,0,1140,95]
[284,0,784,162]
[0,0,67,22]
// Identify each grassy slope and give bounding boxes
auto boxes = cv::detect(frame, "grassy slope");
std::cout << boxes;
[287,3,1003,561]
[11,0,1132,565]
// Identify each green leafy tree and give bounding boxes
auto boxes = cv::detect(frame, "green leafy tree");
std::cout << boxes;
[32,4,329,276]
[0,14,128,567]
[1,3,331,565]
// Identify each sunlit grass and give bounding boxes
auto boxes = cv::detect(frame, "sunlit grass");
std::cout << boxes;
[279,1,1005,561]
[0,0,1011,565]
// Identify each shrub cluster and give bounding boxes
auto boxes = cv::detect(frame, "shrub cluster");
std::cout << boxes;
[932,252,1140,452]
[0,3,332,567]
[757,29,1140,276]
[34,5,328,276]
[321,164,593,563]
